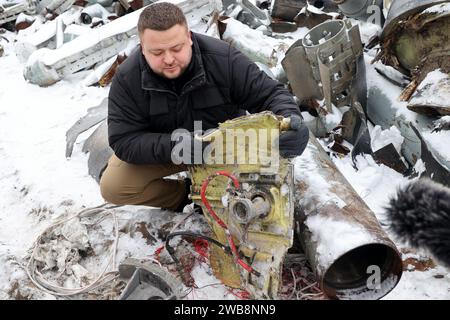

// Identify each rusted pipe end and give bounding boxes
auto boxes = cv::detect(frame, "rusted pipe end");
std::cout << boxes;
[322,243,403,300]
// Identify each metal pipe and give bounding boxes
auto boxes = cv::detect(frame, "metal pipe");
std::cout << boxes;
[294,132,403,299]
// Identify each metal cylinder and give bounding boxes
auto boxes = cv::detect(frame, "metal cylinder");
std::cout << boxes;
[230,195,271,224]
[295,132,403,299]
[302,20,348,83]
[333,0,384,22]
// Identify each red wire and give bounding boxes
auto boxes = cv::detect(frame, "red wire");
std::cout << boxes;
[200,171,259,276]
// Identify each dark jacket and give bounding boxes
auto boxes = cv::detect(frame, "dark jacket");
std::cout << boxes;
[108,32,300,164]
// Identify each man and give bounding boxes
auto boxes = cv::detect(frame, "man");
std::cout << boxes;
[100,2,309,212]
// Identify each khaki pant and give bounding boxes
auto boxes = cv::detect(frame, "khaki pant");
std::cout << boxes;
[100,154,187,210]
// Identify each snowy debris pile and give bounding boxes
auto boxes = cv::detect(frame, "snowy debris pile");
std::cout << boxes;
[375,0,450,117]
[366,0,450,186]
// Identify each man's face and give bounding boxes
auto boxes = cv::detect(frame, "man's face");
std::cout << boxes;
[140,24,193,79]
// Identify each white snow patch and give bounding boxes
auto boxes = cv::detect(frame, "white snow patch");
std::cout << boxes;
[422,130,450,163]
[410,69,450,108]
[422,3,450,15]
[370,125,404,154]
[306,215,376,268]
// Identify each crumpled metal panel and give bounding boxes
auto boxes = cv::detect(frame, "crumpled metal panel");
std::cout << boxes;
[82,120,113,182]
[0,0,36,25]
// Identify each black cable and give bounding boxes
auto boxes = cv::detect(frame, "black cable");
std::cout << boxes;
[164,231,232,285]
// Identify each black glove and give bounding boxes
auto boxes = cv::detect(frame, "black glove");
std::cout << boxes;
[278,114,309,158]
[171,131,209,165]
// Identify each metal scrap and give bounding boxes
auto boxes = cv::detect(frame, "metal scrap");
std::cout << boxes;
[293,4,340,29]
[23,0,219,86]
[65,98,107,159]
[118,258,183,300]
[282,19,366,112]
[271,0,338,22]
[374,0,450,112]
[82,120,113,182]
[222,0,271,30]
[0,0,36,27]
[332,0,384,25]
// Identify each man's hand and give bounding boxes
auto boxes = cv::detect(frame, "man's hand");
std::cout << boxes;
[278,114,309,158]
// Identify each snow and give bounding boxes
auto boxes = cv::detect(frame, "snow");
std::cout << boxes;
[410,69,450,109]
[305,214,376,268]
[370,125,404,154]
[422,3,450,15]
[1,3,450,301]
[423,130,450,163]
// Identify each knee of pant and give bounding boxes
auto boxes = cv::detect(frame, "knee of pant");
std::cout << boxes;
[99,175,127,205]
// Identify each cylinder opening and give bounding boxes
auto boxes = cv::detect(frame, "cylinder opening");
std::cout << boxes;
[322,244,402,299]
[232,200,252,222]
[302,20,345,47]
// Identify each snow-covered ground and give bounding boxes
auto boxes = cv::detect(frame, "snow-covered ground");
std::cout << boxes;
[1,6,450,300]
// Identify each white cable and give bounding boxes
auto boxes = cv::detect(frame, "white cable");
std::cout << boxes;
[24,203,122,297]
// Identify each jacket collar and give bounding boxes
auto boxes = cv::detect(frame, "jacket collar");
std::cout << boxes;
[140,32,206,95]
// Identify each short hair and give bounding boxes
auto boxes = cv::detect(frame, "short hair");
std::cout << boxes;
[138,2,187,33]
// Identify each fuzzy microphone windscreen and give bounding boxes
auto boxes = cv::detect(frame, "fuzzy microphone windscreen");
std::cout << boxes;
[385,178,450,268]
